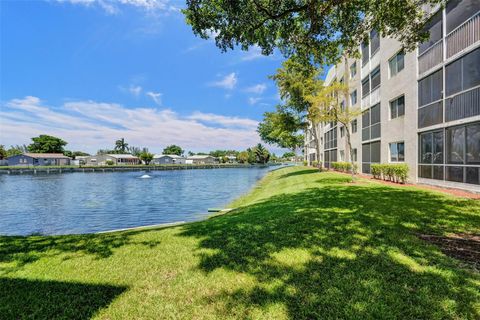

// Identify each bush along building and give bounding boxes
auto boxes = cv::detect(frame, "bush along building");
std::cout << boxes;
[305,0,480,192]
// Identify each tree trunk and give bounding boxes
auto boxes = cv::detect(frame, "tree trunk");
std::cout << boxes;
[311,124,321,169]
[343,54,355,181]
[344,126,356,181]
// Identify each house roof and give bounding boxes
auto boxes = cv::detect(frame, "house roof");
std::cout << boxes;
[107,154,139,159]
[153,154,185,159]
[187,155,215,160]
[22,153,71,159]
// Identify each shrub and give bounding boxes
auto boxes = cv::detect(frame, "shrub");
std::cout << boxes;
[331,161,356,173]
[303,160,308,166]
[371,163,409,183]
[371,164,382,179]
[105,159,114,166]
[312,161,318,167]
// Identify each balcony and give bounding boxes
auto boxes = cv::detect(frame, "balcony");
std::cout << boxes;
[370,87,380,106]
[370,50,380,70]
[361,94,369,110]
[445,85,480,122]
[446,12,480,59]
[418,40,443,75]
[418,101,443,128]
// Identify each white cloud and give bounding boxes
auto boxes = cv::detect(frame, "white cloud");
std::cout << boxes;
[146,91,162,105]
[52,0,178,15]
[245,83,267,94]
[184,29,219,53]
[188,112,258,129]
[248,97,261,105]
[209,73,237,90]
[0,96,261,153]
[129,85,142,97]
[241,45,265,61]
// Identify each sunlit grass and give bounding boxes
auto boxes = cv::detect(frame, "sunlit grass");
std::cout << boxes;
[1,167,479,319]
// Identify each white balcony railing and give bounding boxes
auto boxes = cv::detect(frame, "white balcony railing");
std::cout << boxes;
[361,94,369,110]
[418,39,443,75]
[446,12,480,59]
[370,87,380,106]
[361,61,369,79]
[370,50,380,70]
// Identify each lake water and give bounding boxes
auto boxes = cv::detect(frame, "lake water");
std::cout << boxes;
[0,167,273,236]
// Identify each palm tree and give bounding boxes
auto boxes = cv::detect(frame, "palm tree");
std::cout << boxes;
[114,138,129,153]
[254,143,270,164]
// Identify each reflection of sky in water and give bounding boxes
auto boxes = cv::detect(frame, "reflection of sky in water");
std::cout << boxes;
[0,167,272,235]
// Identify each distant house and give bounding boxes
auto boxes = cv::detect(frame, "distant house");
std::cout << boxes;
[186,155,218,164]
[71,156,89,166]
[226,155,237,163]
[6,153,71,166]
[83,154,140,166]
[151,154,186,165]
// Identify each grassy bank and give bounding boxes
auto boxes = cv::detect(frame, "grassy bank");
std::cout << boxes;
[1,167,479,319]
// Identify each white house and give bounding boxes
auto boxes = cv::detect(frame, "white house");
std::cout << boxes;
[151,154,186,165]
[186,155,218,164]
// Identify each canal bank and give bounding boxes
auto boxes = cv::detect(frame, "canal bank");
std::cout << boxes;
[0,163,281,175]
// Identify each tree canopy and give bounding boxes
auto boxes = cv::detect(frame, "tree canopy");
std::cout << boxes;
[0,145,6,159]
[63,151,90,159]
[27,135,67,153]
[139,151,154,165]
[163,145,184,156]
[183,0,441,65]
[114,138,129,153]
[257,105,304,151]
[253,143,270,164]
[5,145,27,157]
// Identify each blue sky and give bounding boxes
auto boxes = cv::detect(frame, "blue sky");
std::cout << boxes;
[0,0,285,154]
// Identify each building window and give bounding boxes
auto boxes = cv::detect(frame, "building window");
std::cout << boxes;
[350,90,357,105]
[418,68,443,128]
[419,10,443,55]
[447,126,465,164]
[351,119,358,133]
[362,141,381,174]
[370,29,380,55]
[389,51,405,77]
[324,149,337,169]
[390,142,405,162]
[419,129,445,181]
[371,66,381,90]
[324,127,337,150]
[361,41,369,66]
[352,148,358,162]
[340,101,345,112]
[340,126,345,137]
[446,0,480,34]
[362,103,381,141]
[390,95,405,119]
[362,77,370,97]
[419,68,443,106]
[350,62,357,78]
[445,48,480,97]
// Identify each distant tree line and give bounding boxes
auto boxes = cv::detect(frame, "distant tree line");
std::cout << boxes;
[0,135,279,164]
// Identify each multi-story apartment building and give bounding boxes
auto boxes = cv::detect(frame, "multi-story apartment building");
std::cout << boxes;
[304,0,480,192]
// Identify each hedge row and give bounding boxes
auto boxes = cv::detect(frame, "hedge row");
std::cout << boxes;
[331,161,358,173]
[371,163,409,183]
[303,161,322,168]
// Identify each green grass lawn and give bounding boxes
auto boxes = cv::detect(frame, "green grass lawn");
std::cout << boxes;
[1,167,479,319]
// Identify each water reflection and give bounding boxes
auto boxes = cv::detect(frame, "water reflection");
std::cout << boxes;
[0,167,271,235]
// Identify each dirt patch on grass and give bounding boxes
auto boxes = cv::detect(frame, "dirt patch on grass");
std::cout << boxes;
[418,233,480,271]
